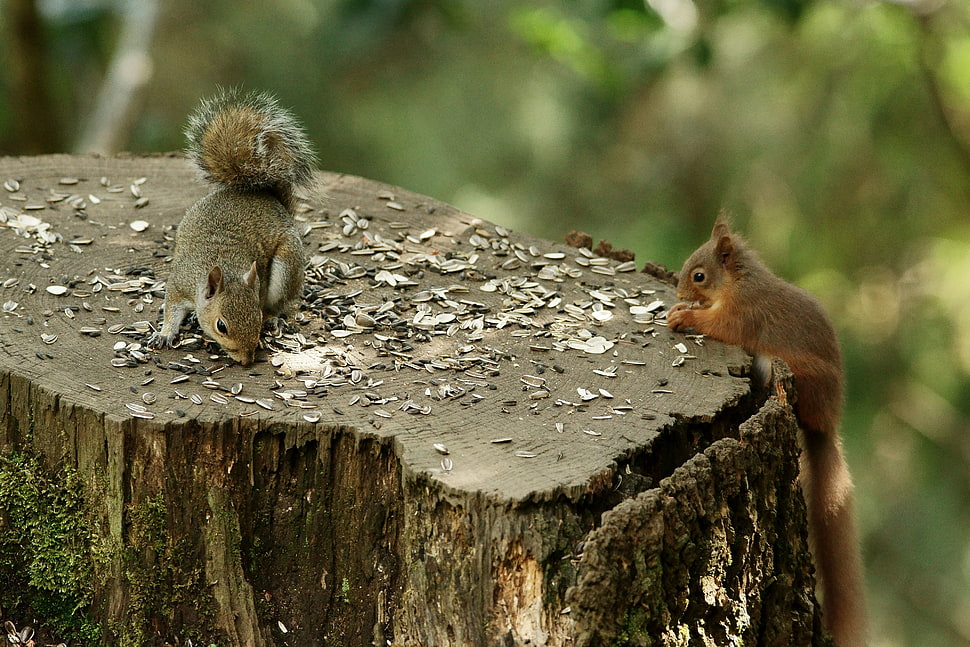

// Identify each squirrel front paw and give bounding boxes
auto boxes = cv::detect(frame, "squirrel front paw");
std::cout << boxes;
[147,330,178,349]
[262,316,285,337]
[666,302,696,332]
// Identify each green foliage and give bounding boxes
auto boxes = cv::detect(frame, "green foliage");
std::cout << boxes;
[0,453,102,644]
[509,7,618,90]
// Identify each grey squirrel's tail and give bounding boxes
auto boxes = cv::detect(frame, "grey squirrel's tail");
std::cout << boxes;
[185,88,316,208]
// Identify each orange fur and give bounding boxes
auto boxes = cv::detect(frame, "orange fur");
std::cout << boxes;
[668,216,867,647]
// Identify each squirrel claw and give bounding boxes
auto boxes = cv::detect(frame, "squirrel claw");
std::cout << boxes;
[263,316,285,337]
[666,302,694,332]
[147,331,177,350]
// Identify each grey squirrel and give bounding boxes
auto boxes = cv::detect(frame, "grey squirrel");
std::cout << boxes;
[149,89,316,365]
[667,216,867,647]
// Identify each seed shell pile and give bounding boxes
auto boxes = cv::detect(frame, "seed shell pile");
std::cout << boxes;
[0,167,738,490]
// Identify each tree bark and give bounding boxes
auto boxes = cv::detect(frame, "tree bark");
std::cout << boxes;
[0,155,831,646]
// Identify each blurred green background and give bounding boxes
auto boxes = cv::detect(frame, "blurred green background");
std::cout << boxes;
[3,0,970,644]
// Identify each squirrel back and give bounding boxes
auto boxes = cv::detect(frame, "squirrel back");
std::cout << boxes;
[150,89,315,365]
[185,89,316,208]
[667,215,867,647]
[672,217,844,431]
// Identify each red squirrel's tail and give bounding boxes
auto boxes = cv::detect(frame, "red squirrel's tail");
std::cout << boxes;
[800,429,868,647]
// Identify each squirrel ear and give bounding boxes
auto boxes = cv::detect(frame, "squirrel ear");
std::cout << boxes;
[711,213,731,240]
[714,235,736,270]
[205,266,224,300]
[243,262,258,289]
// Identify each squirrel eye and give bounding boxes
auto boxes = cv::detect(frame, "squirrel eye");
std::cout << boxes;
[692,271,706,283]
[216,318,228,335]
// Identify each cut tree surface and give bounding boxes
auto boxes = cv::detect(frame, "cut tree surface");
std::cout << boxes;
[0,155,827,647]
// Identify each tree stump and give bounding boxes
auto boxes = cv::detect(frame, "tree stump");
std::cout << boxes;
[0,155,830,646]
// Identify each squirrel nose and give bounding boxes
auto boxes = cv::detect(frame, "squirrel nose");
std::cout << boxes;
[230,348,255,366]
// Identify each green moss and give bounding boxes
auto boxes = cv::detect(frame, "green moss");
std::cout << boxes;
[116,493,217,647]
[0,452,102,645]
[248,534,263,570]
[613,607,654,647]
[116,493,166,646]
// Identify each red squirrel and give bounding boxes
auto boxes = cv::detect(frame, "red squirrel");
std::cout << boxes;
[666,216,867,647]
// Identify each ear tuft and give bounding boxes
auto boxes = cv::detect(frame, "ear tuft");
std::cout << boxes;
[711,210,732,240]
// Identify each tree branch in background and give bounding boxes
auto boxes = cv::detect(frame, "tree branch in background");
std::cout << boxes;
[7,0,62,153]
[916,10,970,176]
[74,0,161,154]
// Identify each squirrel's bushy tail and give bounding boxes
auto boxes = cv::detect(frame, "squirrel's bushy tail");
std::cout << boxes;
[802,430,868,647]
[185,89,316,207]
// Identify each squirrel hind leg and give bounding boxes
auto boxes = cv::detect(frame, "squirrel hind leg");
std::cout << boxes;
[263,243,304,315]
[265,257,291,312]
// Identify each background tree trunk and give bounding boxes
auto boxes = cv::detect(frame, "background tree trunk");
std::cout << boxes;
[0,155,830,646]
